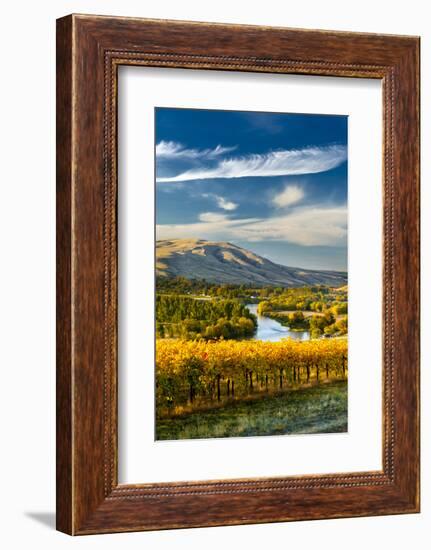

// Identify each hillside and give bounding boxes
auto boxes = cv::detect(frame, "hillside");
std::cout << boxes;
[156,239,347,287]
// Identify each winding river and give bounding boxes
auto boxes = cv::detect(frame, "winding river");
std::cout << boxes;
[246,303,310,343]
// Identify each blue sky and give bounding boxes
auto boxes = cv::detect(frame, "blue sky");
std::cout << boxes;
[155,108,348,271]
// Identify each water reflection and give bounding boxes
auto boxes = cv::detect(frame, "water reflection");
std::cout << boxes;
[246,304,310,342]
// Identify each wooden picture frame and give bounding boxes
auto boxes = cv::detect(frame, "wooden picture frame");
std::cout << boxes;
[56,14,420,535]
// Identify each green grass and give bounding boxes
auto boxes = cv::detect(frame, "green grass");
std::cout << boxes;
[156,380,347,440]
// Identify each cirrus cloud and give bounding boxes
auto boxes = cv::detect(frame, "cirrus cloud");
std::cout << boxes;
[156,145,347,183]
[156,140,237,160]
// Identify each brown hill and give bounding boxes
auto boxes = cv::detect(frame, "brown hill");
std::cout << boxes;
[156,239,347,288]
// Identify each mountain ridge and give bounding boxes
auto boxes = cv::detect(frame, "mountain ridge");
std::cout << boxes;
[156,239,347,288]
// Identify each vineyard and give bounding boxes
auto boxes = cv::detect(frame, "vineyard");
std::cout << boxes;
[156,338,347,418]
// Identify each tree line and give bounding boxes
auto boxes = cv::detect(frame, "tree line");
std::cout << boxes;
[257,286,348,338]
[156,294,257,340]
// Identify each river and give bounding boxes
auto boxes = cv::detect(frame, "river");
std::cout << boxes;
[246,303,310,342]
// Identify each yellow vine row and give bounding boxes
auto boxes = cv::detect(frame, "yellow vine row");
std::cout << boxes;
[156,338,347,413]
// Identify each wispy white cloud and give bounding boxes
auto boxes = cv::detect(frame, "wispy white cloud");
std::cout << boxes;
[215,196,238,211]
[272,184,305,208]
[156,140,237,160]
[244,207,347,246]
[156,145,347,183]
[157,205,347,247]
[201,193,238,211]
[198,212,229,223]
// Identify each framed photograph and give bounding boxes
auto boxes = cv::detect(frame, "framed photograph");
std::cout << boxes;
[56,14,420,534]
